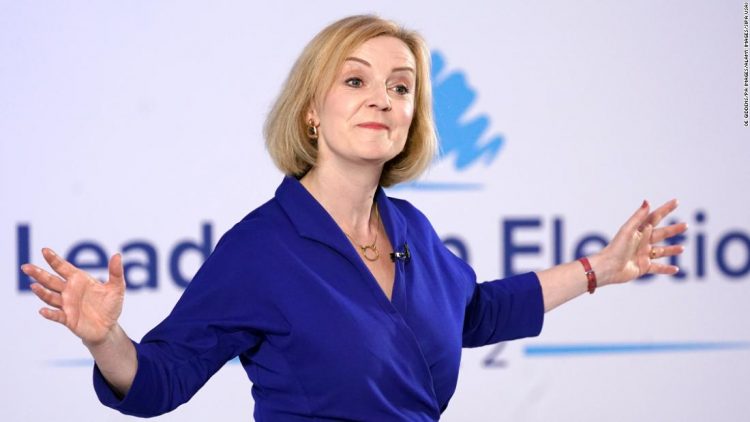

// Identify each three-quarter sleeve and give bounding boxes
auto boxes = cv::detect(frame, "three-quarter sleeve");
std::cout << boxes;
[390,197,545,349]
[92,227,282,417]
[391,197,545,349]
[461,271,545,348]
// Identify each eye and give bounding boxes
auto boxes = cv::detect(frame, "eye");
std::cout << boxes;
[345,77,363,88]
[393,84,411,95]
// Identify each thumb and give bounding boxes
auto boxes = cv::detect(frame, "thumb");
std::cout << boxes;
[107,253,126,289]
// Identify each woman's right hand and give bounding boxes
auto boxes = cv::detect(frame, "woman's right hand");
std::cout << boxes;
[21,248,126,347]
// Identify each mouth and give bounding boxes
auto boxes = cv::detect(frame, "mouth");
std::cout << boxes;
[357,122,390,131]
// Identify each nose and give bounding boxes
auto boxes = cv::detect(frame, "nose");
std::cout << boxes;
[368,85,392,111]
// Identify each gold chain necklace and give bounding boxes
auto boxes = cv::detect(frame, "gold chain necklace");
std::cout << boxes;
[343,205,380,262]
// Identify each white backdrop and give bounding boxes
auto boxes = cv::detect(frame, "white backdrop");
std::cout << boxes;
[2,1,749,421]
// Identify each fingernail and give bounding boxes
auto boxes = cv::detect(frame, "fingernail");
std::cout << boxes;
[641,200,648,209]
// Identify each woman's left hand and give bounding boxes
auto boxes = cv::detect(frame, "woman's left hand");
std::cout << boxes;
[593,199,688,286]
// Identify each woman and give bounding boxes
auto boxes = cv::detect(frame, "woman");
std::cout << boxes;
[21,15,686,420]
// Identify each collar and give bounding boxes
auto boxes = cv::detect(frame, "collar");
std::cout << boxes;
[274,176,407,256]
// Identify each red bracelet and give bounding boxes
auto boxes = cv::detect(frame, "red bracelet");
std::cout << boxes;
[579,257,597,294]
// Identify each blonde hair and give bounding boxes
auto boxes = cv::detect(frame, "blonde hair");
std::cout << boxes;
[264,15,436,187]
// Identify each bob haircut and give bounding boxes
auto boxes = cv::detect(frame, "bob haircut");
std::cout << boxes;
[264,15,437,187]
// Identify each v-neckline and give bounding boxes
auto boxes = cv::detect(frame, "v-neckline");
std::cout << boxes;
[275,176,408,310]
[354,201,397,303]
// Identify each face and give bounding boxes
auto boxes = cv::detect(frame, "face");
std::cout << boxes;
[308,36,417,170]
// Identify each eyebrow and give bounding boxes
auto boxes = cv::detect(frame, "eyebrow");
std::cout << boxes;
[344,56,415,74]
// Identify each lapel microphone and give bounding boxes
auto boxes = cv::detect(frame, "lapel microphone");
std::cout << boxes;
[390,242,411,263]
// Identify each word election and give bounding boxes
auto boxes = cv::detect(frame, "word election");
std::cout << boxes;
[496,211,749,280]
[15,210,750,292]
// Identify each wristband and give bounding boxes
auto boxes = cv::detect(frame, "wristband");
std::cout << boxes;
[579,257,597,294]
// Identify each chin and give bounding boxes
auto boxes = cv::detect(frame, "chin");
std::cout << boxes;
[356,147,402,164]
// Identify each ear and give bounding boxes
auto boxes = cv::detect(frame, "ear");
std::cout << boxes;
[305,101,319,125]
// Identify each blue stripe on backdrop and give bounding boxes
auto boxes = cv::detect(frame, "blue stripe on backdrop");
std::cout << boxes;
[47,357,245,367]
[46,342,750,367]
[524,342,750,357]
[389,182,485,191]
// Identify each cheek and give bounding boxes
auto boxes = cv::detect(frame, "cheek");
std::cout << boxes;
[319,89,358,126]
[398,102,415,128]
[400,99,414,122]
[407,103,415,121]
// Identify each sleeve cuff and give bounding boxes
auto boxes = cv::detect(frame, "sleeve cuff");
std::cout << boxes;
[463,271,545,347]
[500,271,545,339]
[92,341,168,417]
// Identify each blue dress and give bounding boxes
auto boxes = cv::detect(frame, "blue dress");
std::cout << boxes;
[93,176,544,420]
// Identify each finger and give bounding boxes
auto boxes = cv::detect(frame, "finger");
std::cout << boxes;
[107,253,125,289]
[638,224,654,257]
[42,248,78,279]
[30,283,63,309]
[20,264,66,293]
[651,222,688,243]
[650,245,685,259]
[39,307,67,326]
[647,262,680,275]
[636,224,654,274]
[621,200,651,235]
[646,199,678,227]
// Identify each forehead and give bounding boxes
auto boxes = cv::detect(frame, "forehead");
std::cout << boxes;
[344,36,416,70]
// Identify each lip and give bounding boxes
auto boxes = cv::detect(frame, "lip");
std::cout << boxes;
[357,122,390,130]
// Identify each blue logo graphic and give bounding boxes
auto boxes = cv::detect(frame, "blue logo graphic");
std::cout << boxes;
[432,51,503,169]
[397,51,504,191]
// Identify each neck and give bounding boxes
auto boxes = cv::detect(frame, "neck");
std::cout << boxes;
[300,161,382,239]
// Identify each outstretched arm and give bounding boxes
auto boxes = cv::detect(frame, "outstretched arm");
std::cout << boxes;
[537,199,687,312]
